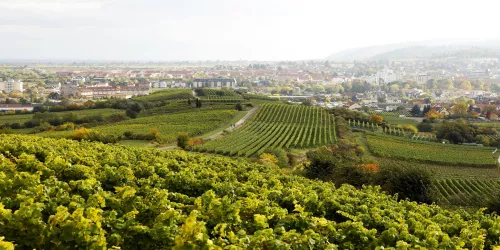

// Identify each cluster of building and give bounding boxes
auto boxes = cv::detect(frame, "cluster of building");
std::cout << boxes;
[0,80,23,93]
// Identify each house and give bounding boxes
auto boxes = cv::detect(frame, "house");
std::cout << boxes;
[60,83,79,97]
[385,105,398,111]
[0,104,33,112]
[347,103,362,111]
[437,107,449,116]
[0,80,23,93]
[77,85,150,99]
[191,78,237,88]
[150,81,168,88]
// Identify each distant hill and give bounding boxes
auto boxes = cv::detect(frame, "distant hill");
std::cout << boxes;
[326,39,500,61]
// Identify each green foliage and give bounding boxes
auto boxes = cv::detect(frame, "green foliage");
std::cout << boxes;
[3,134,500,248]
[196,104,337,156]
[374,164,434,203]
[177,133,189,149]
[305,140,366,186]
[436,119,476,144]
[262,148,289,168]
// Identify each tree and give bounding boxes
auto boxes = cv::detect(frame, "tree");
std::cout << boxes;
[424,109,442,120]
[48,92,61,100]
[451,103,468,117]
[305,140,365,185]
[374,164,434,203]
[438,79,453,90]
[422,105,431,116]
[436,120,475,144]
[426,79,438,89]
[410,105,421,116]
[370,114,383,124]
[235,103,243,111]
[187,99,191,105]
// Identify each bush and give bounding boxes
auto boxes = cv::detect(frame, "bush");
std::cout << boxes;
[177,133,190,149]
[305,140,365,184]
[417,122,433,132]
[374,164,434,204]
[263,148,289,168]
[235,103,243,111]
[126,109,138,119]
[68,128,118,144]
[9,123,22,129]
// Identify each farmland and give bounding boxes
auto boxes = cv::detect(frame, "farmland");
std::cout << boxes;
[4,134,500,248]
[195,88,240,97]
[196,104,336,157]
[132,88,193,102]
[0,108,124,126]
[366,133,497,167]
[40,109,237,143]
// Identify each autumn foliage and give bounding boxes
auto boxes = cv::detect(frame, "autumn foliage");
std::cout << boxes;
[370,114,383,124]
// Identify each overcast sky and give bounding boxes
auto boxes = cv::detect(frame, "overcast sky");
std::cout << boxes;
[1,0,499,61]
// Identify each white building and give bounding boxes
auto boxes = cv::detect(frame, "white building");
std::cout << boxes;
[0,80,23,93]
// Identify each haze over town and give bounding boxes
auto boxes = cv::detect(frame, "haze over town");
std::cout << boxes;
[1,0,500,61]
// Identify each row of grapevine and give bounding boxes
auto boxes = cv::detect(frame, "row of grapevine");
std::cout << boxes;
[196,104,337,156]
[348,119,438,141]
[195,88,240,97]
[366,133,498,167]
[199,96,245,103]
[434,178,500,206]
[369,110,412,117]
[3,134,500,248]
[242,93,280,101]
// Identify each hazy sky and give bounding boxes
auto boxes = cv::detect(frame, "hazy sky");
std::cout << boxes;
[1,0,499,61]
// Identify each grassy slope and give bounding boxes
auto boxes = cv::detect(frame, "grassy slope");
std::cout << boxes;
[381,114,419,125]
[0,108,124,125]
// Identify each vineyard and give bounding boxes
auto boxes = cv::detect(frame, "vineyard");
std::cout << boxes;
[366,133,498,167]
[40,109,237,143]
[242,93,280,101]
[3,134,500,248]
[433,178,500,206]
[199,96,244,103]
[195,88,240,97]
[196,104,337,157]
[369,110,412,117]
[132,88,193,102]
[0,108,124,126]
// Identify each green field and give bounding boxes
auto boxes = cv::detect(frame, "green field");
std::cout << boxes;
[132,88,193,102]
[40,108,237,143]
[196,104,336,157]
[0,108,124,125]
[474,122,500,128]
[366,133,497,167]
[379,114,419,125]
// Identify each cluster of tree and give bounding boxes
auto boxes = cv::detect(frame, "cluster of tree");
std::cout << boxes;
[426,79,488,91]
[304,140,434,203]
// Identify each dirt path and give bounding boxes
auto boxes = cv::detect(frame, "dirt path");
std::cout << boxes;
[205,106,259,140]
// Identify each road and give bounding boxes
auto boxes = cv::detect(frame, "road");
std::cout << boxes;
[205,106,259,140]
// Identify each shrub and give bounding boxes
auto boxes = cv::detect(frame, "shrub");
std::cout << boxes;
[177,133,190,149]
[374,164,434,204]
[263,148,289,168]
[305,140,365,183]
[68,128,118,144]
